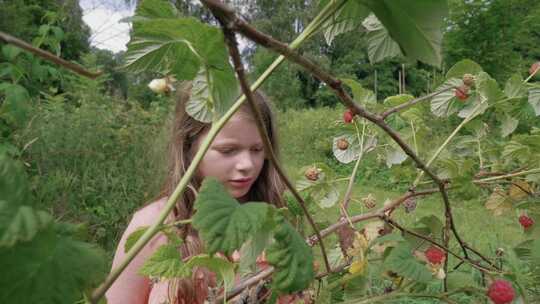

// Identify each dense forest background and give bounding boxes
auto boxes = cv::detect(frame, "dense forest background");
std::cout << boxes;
[2,0,540,253]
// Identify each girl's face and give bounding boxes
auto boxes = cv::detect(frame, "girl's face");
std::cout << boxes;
[194,112,265,201]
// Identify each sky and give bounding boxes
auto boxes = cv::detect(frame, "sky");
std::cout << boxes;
[80,0,135,53]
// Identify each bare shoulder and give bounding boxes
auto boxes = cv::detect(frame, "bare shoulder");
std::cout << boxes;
[131,197,170,227]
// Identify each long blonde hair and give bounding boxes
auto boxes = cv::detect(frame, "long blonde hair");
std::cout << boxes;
[156,82,285,302]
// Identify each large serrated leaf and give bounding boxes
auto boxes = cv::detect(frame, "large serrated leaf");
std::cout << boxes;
[476,72,504,102]
[136,0,178,19]
[125,17,238,118]
[186,68,214,123]
[362,14,402,64]
[528,88,540,116]
[322,0,369,45]
[505,74,526,98]
[0,224,107,304]
[431,78,462,117]
[500,114,519,138]
[383,243,433,283]
[364,0,448,67]
[193,178,272,255]
[342,78,376,105]
[457,93,488,119]
[139,243,186,278]
[267,217,314,293]
[445,59,483,79]
[0,203,52,247]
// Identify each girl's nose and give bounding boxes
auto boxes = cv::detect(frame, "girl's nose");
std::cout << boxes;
[235,151,254,172]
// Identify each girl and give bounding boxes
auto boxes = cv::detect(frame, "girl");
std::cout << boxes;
[106,82,285,304]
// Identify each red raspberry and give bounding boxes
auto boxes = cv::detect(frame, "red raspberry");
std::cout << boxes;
[487,279,515,304]
[425,246,445,265]
[518,215,534,229]
[454,85,469,101]
[343,109,354,123]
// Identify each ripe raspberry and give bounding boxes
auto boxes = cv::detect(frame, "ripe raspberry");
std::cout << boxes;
[455,85,469,101]
[519,214,534,229]
[487,279,515,304]
[343,109,354,123]
[425,246,445,265]
[529,61,540,78]
[304,167,320,181]
[337,138,349,150]
[462,73,475,87]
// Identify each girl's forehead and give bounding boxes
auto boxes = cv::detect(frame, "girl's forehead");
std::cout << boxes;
[213,113,262,144]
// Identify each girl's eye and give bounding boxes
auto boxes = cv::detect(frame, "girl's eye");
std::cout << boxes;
[217,148,236,154]
[251,147,264,153]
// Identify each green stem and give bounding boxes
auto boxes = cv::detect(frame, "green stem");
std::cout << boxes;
[413,99,487,187]
[476,168,540,182]
[90,1,344,303]
[342,121,366,211]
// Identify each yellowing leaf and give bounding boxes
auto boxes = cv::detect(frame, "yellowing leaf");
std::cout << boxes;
[349,259,367,275]
[509,180,532,201]
[485,188,512,216]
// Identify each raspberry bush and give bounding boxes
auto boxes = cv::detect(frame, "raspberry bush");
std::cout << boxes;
[2,0,540,303]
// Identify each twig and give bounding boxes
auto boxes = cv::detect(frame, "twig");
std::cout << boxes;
[216,20,331,273]
[380,86,454,120]
[0,31,102,79]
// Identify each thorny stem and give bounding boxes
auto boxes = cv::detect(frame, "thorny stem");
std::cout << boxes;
[0,31,102,79]
[91,1,343,302]
[217,20,331,272]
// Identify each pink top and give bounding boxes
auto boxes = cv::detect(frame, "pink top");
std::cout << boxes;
[106,198,177,304]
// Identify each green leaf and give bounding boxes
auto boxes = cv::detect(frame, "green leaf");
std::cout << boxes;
[364,0,448,67]
[186,68,214,123]
[431,78,462,117]
[383,243,433,283]
[362,14,402,64]
[446,271,476,290]
[185,254,235,290]
[267,217,314,293]
[0,224,107,304]
[139,243,186,278]
[0,153,30,206]
[385,145,407,168]
[0,203,52,247]
[417,215,443,237]
[136,0,178,19]
[296,164,339,208]
[476,72,504,102]
[504,74,526,99]
[322,0,369,45]
[1,45,22,61]
[342,78,376,105]
[500,114,519,138]
[193,178,272,255]
[445,59,483,79]
[528,88,540,116]
[0,83,31,126]
[384,94,414,107]
[124,226,149,253]
[457,93,488,119]
[125,17,238,118]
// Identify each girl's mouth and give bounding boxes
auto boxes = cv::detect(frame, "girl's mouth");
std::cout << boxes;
[229,178,253,188]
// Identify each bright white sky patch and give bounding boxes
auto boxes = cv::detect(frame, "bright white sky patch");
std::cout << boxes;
[80,0,135,53]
